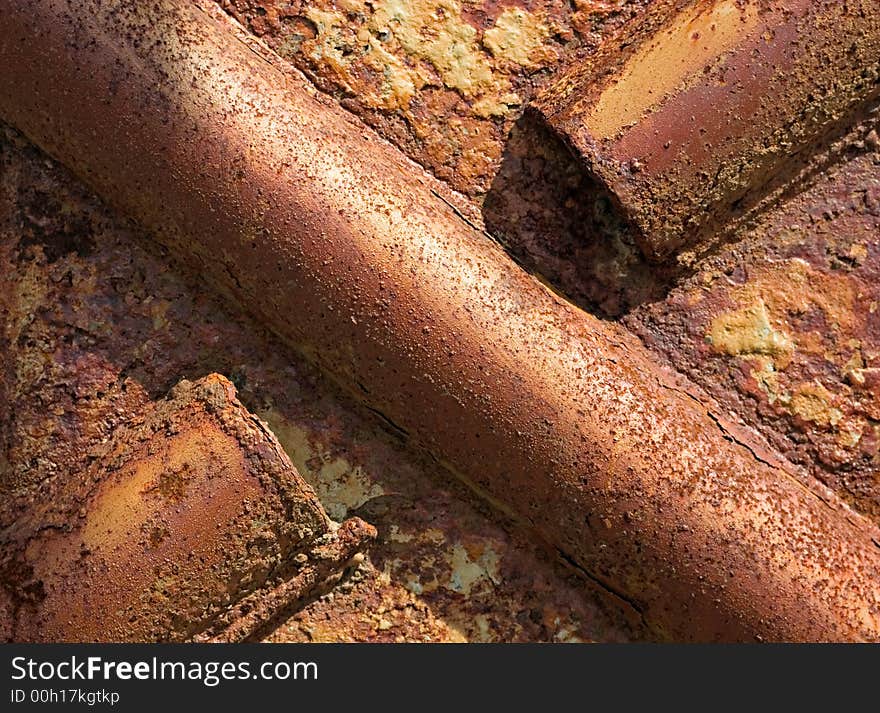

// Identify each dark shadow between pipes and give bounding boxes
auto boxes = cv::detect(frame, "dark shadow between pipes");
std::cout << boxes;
[482,108,680,319]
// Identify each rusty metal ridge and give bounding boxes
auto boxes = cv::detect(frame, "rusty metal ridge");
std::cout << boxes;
[534,0,880,261]
[1,0,879,642]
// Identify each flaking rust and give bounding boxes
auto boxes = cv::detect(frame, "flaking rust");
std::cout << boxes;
[1,374,374,642]
[219,0,651,197]
[3,0,880,641]
[201,518,373,643]
[627,137,880,528]
[533,0,880,261]
[0,127,638,644]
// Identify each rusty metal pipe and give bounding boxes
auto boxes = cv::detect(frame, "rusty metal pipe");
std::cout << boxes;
[2,0,880,642]
[534,0,880,260]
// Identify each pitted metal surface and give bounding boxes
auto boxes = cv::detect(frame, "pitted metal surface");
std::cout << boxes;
[1,0,879,642]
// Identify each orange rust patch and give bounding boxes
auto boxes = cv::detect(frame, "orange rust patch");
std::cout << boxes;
[8,376,335,642]
[588,0,759,138]
[220,0,646,194]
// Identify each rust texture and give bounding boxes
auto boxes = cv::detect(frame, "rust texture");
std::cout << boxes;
[0,125,638,644]
[485,87,880,522]
[533,0,880,261]
[628,137,880,528]
[2,0,880,642]
[219,0,651,197]
[201,517,375,642]
[2,370,375,642]
[483,111,671,317]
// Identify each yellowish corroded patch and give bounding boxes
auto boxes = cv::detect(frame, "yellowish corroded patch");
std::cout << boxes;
[300,0,523,117]
[445,541,500,595]
[707,297,793,366]
[380,526,502,600]
[374,0,492,95]
[752,357,789,406]
[301,8,416,111]
[789,382,843,428]
[387,524,414,543]
[553,619,586,643]
[257,408,383,521]
[842,350,867,385]
[836,418,865,449]
[482,8,554,69]
[848,242,868,265]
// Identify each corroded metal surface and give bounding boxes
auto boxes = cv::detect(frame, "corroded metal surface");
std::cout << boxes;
[219,0,650,196]
[0,127,637,643]
[2,369,375,642]
[201,517,375,642]
[534,0,880,260]
[627,141,880,528]
[3,1,880,641]
[483,110,671,317]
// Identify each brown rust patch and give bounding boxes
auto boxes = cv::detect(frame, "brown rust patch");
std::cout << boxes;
[789,381,843,429]
[5,374,345,642]
[629,139,880,525]
[219,0,648,194]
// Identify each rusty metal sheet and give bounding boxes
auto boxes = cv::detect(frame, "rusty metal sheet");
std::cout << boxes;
[220,0,651,197]
[627,138,880,529]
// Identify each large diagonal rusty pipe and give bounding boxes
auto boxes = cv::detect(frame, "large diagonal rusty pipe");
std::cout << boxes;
[1,0,879,642]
